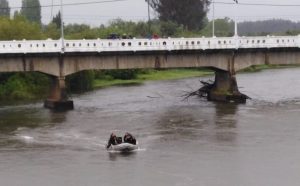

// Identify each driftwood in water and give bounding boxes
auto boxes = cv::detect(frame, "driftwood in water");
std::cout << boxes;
[182,80,251,102]
[182,80,214,101]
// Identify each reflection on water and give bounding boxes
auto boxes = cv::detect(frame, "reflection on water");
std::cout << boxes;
[156,107,200,138]
[108,151,138,161]
[48,110,68,124]
[0,109,44,133]
[214,103,238,128]
[0,109,70,135]
[154,102,239,143]
[213,103,238,143]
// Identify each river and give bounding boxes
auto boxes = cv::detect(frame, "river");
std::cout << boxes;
[1,68,300,186]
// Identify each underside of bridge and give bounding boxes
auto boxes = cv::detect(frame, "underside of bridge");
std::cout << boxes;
[1,48,300,110]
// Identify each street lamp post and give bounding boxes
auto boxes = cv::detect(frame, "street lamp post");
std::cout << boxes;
[212,0,215,37]
[147,0,151,34]
[51,0,54,19]
[60,0,65,53]
[234,0,238,37]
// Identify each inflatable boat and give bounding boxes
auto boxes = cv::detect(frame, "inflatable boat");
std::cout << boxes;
[107,142,138,152]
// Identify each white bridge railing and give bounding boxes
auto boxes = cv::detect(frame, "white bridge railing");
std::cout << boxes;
[0,36,299,54]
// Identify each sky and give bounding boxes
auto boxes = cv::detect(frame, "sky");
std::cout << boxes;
[7,0,300,26]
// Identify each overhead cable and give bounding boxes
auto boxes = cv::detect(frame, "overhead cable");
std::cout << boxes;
[0,0,128,10]
[215,1,300,7]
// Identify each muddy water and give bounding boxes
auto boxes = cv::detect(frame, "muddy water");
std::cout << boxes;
[1,68,300,186]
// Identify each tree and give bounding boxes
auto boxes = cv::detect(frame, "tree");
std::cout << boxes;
[52,11,61,28]
[21,0,41,24]
[147,0,210,31]
[66,71,95,92]
[160,21,184,36]
[0,16,43,40]
[0,0,10,17]
[201,18,234,37]
[44,23,60,39]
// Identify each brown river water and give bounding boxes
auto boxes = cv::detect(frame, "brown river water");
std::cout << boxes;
[1,68,300,186]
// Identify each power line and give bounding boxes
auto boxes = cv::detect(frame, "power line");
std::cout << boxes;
[63,14,147,18]
[3,0,300,11]
[2,0,300,11]
[210,15,300,20]
[0,0,129,10]
[215,1,300,7]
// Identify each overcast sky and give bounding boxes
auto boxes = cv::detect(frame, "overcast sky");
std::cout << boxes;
[7,0,300,26]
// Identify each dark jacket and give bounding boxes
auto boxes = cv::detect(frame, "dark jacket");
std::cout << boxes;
[124,133,136,145]
[106,136,122,148]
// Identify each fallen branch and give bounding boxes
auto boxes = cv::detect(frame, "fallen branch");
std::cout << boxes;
[181,80,214,101]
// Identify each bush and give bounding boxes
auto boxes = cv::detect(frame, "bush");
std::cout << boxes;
[103,69,139,80]
[66,71,95,92]
[0,72,50,100]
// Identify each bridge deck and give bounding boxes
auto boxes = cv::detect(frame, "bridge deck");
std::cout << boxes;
[0,36,299,54]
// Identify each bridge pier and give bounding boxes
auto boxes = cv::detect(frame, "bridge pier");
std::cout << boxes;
[208,70,248,103]
[44,76,74,110]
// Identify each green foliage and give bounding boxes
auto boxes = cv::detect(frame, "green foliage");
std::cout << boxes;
[93,69,213,89]
[108,19,137,36]
[0,0,10,17]
[285,30,300,36]
[148,0,210,31]
[106,70,139,80]
[201,18,234,37]
[21,0,41,24]
[64,24,99,39]
[66,71,95,92]
[52,11,61,28]
[0,73,13,84]
[0,16,43,40]
[0,72,50,100]
[159,21,184,37]
[43,23,60,39]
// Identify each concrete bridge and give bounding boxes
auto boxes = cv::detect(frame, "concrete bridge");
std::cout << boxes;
[1,35,300,109]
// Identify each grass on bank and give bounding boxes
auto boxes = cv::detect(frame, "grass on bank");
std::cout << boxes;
[240,64,300,73]
[93,69,213,88]
[93,65,300,89]
[1,65,299,101]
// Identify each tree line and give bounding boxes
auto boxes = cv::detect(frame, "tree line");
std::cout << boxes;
[0,0,41,24]
[1,0,300,38]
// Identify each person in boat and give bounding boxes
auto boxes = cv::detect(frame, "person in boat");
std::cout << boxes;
[123,132,136,145]
[106,133,122,149]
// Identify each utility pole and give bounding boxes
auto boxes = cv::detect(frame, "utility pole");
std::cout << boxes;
[60,0,65,53]
[212,0,215,37]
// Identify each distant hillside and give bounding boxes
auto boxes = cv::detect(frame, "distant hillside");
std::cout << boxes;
[238,19,300,35]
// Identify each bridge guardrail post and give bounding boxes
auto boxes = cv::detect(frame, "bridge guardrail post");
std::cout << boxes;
[297,35,300,48]
[234,35,239,50]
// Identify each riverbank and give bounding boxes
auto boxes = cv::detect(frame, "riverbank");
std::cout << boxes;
[0,65,298,101]
[93,65,300,89]
[0,72,50,101]
[93,69,213,88]
[240,64,300,73]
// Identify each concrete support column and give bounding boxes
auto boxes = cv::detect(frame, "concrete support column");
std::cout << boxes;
[44,76,74,110]
[208,70,248,103]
